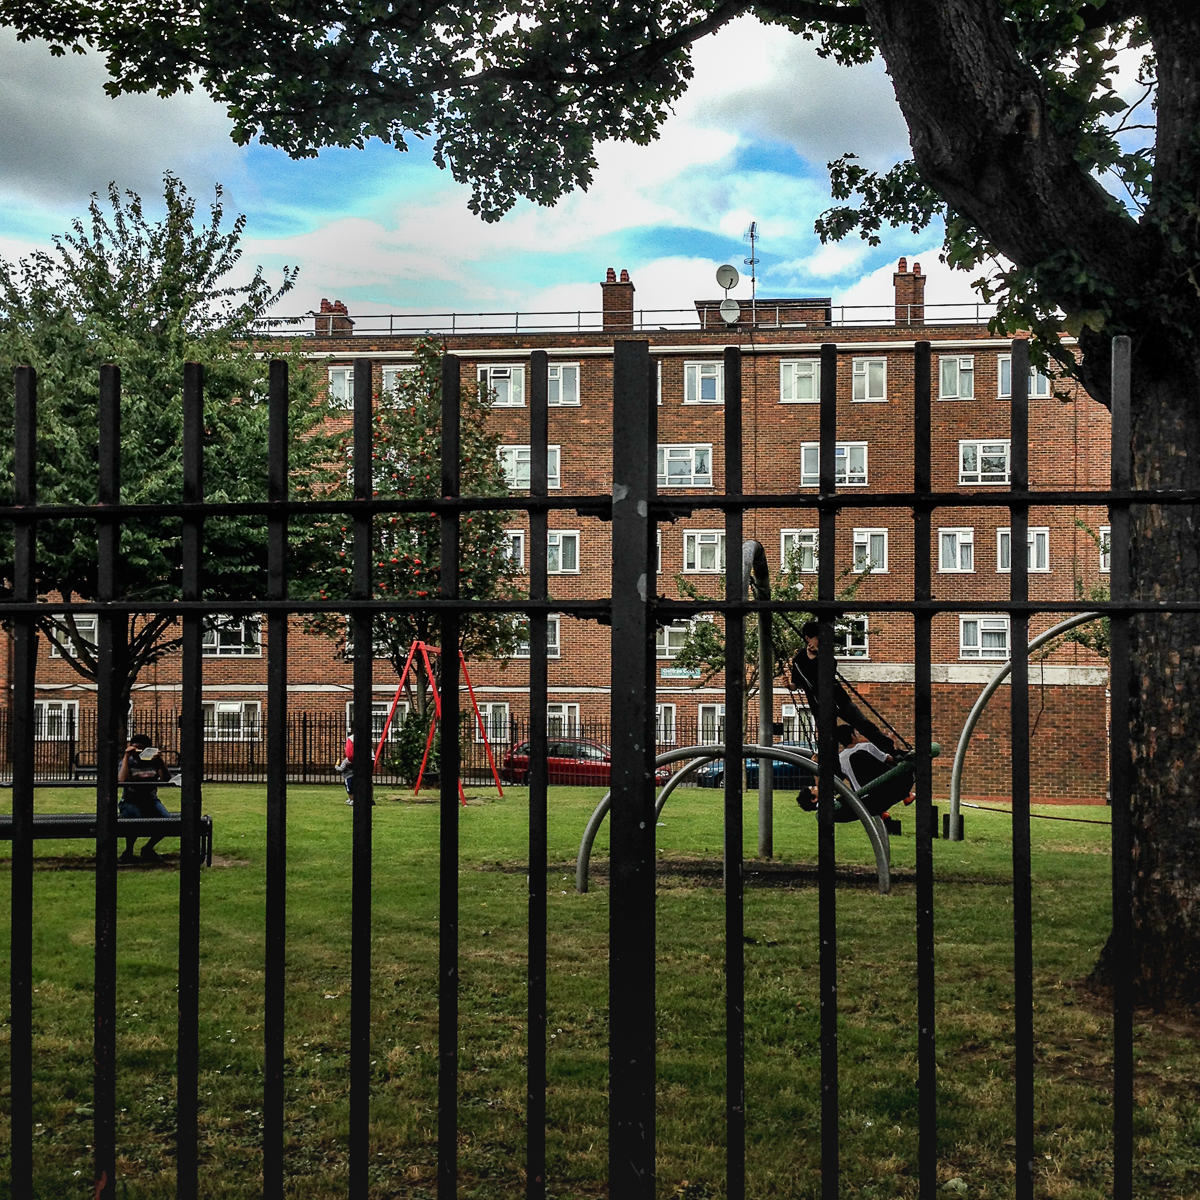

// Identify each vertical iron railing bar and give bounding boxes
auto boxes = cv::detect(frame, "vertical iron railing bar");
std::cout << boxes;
[178,361,205,1200]
[94,363,122,1200]
[608,340,657,1199]
[1008,340,1034,1200]
[10,366,37,1197]
[817,342,839,1200]
[263,359,290,1197]
[912,342,938,1196]
[439,355,463,1198]
[527,350,550,1200]
[723,346,746,1200]
[349,358,376,1195]
[1108,336,1133,1199]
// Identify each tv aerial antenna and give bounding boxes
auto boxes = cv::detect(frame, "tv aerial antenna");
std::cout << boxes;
[715,262,740,325]
[743,221,759,326]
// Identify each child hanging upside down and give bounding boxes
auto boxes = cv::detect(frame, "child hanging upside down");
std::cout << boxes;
[796,724,915,821]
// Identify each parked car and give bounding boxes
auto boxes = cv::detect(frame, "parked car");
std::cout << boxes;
[691,742,815,789]
[502,738,671,787]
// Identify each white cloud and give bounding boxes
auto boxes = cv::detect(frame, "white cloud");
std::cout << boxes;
[837,246,995,318]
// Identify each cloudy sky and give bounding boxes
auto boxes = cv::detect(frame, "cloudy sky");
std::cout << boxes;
[0,18,991,322]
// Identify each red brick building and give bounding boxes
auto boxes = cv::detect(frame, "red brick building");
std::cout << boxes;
[5,261,1112,800]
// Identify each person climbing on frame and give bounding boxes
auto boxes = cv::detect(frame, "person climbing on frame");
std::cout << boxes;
[795,724,915,820]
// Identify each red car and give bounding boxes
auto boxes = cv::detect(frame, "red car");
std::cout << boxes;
[502,738,671,787]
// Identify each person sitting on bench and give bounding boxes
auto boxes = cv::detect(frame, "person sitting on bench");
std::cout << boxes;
[118,734,172,862]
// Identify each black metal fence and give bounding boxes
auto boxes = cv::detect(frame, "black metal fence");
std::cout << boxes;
[3,339,1142,1198]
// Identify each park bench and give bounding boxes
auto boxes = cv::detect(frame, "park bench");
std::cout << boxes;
[0,812,214,866]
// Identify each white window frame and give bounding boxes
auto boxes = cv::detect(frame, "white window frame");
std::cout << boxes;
[683,529,726,574]
[656,622,690,659]
[546,702,581,738]
[852,528,889,573]
[997,527,1050,573]
[499,445,561,490]
[327,365,353,406]
[834,615,870,659]
[998,355,1052,399]
[202,615,262,657]
[852,357,887,402]
[476,702,511,744]
[781,528,819,574]
[381,364,414,394]
[347,700,407,743]
[698,703,726,746]
[547,531,580,574]
[202,700,262,741]
[780,359,820,403]
[959,615,1011,660]
[656,360,663,406]
[959,439,1011,485]
[683,360,724,405]
[1099,526,1111,574]
[800,442,868,488]
[656,529,662,574]
[781,703,813,743]
[48,614,98,658]
[657,444,713,488]
[514,615,562,659]
[656,704,677,745]
[503,529,526,570]
[478,363,526,408]
[938,528,975,573]
[34,699,80,740]
[939,355,975,400]
[548,362,580,407]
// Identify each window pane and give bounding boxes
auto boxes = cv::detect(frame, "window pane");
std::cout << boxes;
[961,540,973,571]
[941,358,957,396]
[561,536,577,572]
[869,360,884,396]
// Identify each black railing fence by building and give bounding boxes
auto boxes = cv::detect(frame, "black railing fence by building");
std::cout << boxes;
[3,339,1147,1198]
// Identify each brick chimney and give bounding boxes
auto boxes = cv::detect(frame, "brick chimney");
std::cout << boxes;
[894,259,925,325]
[316,297,354,337]
[601,267,635,330]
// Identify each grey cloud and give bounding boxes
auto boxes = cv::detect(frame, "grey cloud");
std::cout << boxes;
[0,31,241,208]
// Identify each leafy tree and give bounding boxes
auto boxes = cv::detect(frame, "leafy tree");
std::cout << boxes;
[301,337,522,716]
[0,175,332,733]
[11,0,1200,998]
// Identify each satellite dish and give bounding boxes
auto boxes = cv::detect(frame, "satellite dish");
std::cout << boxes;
[719,298,741,325]
[716,264,739,291]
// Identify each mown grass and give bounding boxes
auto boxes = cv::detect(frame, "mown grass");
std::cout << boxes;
[0,782,1197,1198]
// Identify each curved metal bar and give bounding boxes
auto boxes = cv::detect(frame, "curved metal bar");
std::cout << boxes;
[948,612,1102,840]
[743,539,775,858]
[575,743,892,895]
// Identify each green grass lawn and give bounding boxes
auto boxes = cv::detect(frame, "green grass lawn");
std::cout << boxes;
[1,783,1197,1198]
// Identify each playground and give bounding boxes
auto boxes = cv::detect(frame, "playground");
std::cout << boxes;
[2,780,1196,1200]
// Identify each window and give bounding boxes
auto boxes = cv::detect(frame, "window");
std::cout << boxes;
[781,528,818,573]
[939,528,975,572]
[780,359,820,403]
[499,445,561,490]
[48,615,98,658]
[34,699,79,740]
[1099,526,1111,573]
[656,529,661,574]
[547,531,580,574]
[683,530,726,573]
[476,702,510,743]
[503,530,525,570]
[656,623,690,659]
[959,439,1010,484]
[547,703,581,737]
[658,444,713,488]
[547,362,580,406]
[698,703,726,745]
[684,361,723,404]
[202,701,261,740]
[997,527,1050,573]
[656,704,677,745]
[939,355,975,399]
[998,355,1052,399]
[960,615,1010,660]
[800,442,868,487]
[656,360,663,406]
[347,700,407,743]
[852,528,888,573]
[381,364,414,394]
[514,615,561,659]
[781,703,813,743]
[202,616,261,656]
[835,615,870,659]
[327,365,353,405]
[852,357,887,401]
[478,364,526,407]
